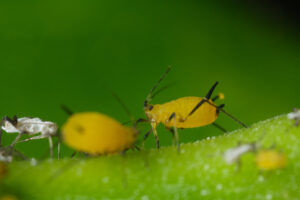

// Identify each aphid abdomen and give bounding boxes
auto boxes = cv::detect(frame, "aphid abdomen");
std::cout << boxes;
[161,97,218,128]
[62,112,137,155]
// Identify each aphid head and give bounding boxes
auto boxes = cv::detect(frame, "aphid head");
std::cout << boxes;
[144,103,154,118]
[1,116,19,133]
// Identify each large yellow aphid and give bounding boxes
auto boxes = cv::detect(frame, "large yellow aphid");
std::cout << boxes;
[142,67,247,151]
[255,150,287,171]
[62,112,138,155]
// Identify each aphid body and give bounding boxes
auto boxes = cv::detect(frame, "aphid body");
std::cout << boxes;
[62,112,138,155]
[143,67,246,151]
[1,117,57,137]
[146,97,218,129]
[255,150,287,171]
[1,116,58,158]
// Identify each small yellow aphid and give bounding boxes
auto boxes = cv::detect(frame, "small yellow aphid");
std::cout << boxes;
[255,150,287,171]
[143,67,247,151]
[62,112,138,155]
[0,162,6,181]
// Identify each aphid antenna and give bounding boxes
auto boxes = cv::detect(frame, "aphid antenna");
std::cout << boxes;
[61,105,74,116]
[144,66,171,107]
[150,82,176,100]
[110,91,134,122]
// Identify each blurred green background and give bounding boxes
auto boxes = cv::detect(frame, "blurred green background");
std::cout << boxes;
[0,0,299,158]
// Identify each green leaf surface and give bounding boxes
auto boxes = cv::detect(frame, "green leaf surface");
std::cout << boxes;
[1,114,299,200]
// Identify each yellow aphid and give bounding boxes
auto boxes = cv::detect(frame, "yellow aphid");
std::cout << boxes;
[147,97,218,129]
[62,112,138,155]
[143,67,246,151]
[255,150,287,171]
[0,162,6,181]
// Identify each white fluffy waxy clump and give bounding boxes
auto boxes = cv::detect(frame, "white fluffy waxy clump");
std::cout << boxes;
[288,108,300,126]
[1,117,57,137]
[224,144,255,164]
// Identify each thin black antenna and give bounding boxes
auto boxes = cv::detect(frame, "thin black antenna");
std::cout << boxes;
[110,91,134,123]
[144,66,171,106]
[151,82,175,100]
[61,105,73,116]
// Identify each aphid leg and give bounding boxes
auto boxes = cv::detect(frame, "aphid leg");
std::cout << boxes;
[168,112,180,152]
[8,146,28,161]
[135,118,148,125]
[166,127,175,146]
[134,144,140,151]
[10,132,23,147]
[151,122,160,149]
[70,151,78,158]
[142,128,152,149]
[17,135,48,143]
[57,137,61,160]
[0,130,3,148]
[212,123,227,133]
[48,136,53,159]
[121,149,128,188]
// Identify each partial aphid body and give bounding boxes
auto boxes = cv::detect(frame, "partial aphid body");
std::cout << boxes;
[224,143,256,165]
[143,67,246,151]
[1,116,58,158]
[146,97,218,129]
[2,117,57,137]
[255,150,287,171]
[288,108,300,126]
[62,112,138,155]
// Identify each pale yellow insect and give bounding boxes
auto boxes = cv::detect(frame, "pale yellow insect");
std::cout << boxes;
[255,149,287,171]
[142,67,247,151]
[62,112,138,155]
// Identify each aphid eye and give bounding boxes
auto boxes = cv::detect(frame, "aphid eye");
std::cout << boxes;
[148,105,153,111]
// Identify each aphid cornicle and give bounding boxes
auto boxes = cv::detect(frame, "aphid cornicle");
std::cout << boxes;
[61,107,138,155]
[142,67,247,151]
[0,116,58,158]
